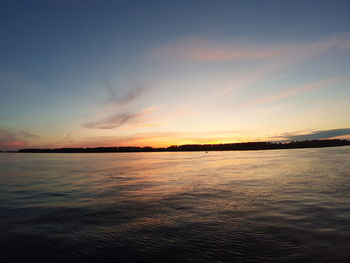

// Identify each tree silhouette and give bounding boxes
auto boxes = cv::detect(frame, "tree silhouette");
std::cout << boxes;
[16,139,350,153]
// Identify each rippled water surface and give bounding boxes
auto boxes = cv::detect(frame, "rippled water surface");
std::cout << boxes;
[1,147,350,262]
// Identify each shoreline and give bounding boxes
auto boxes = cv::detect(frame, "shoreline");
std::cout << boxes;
[3,139,349,153]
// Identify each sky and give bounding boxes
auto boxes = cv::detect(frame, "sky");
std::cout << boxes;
[1,0,350,150]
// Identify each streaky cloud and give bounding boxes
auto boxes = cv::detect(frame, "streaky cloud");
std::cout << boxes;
[105,85,148,106]
[82,106,157,130]
[241,76,349,107]
[150,32,350,62]
[150,39,281,62]
[83,112,142,129]
[273,128,350,141]
[0,128,38,150]
[100,75,154,107]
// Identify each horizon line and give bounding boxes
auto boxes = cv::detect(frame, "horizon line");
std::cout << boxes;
[4,139,349,153]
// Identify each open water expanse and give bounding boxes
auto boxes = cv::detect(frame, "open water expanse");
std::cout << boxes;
[1,146,350,262]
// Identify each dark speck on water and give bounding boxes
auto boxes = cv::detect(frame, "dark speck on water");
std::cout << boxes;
[1,146,350,262]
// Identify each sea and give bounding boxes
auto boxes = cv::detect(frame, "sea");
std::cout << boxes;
[1,146,350,262]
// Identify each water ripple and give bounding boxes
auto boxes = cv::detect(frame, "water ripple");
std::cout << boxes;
[1,147,350,262]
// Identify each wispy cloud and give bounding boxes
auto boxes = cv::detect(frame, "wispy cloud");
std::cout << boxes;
[214,63,284,97]
[272,128,350,141]
[241,76,349,107]
[150,32,350,62]
[173,46,279,62]
[83,112,141,129]
[105,84,149,106]
[82,106,157,129]
[150,39,281,62]
[83,76,156,130]
[0,128,38,150]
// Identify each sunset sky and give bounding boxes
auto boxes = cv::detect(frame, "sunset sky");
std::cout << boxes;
[1,0,350,150]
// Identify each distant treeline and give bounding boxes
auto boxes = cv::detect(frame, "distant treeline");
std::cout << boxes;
[17,139,350,153]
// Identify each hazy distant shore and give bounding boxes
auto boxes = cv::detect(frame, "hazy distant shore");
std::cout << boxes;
[4,139,348,153]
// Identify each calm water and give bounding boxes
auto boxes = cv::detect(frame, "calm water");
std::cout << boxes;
[1,147,350,262]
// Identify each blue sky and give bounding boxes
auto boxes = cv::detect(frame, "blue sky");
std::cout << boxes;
[1,0,350,150]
